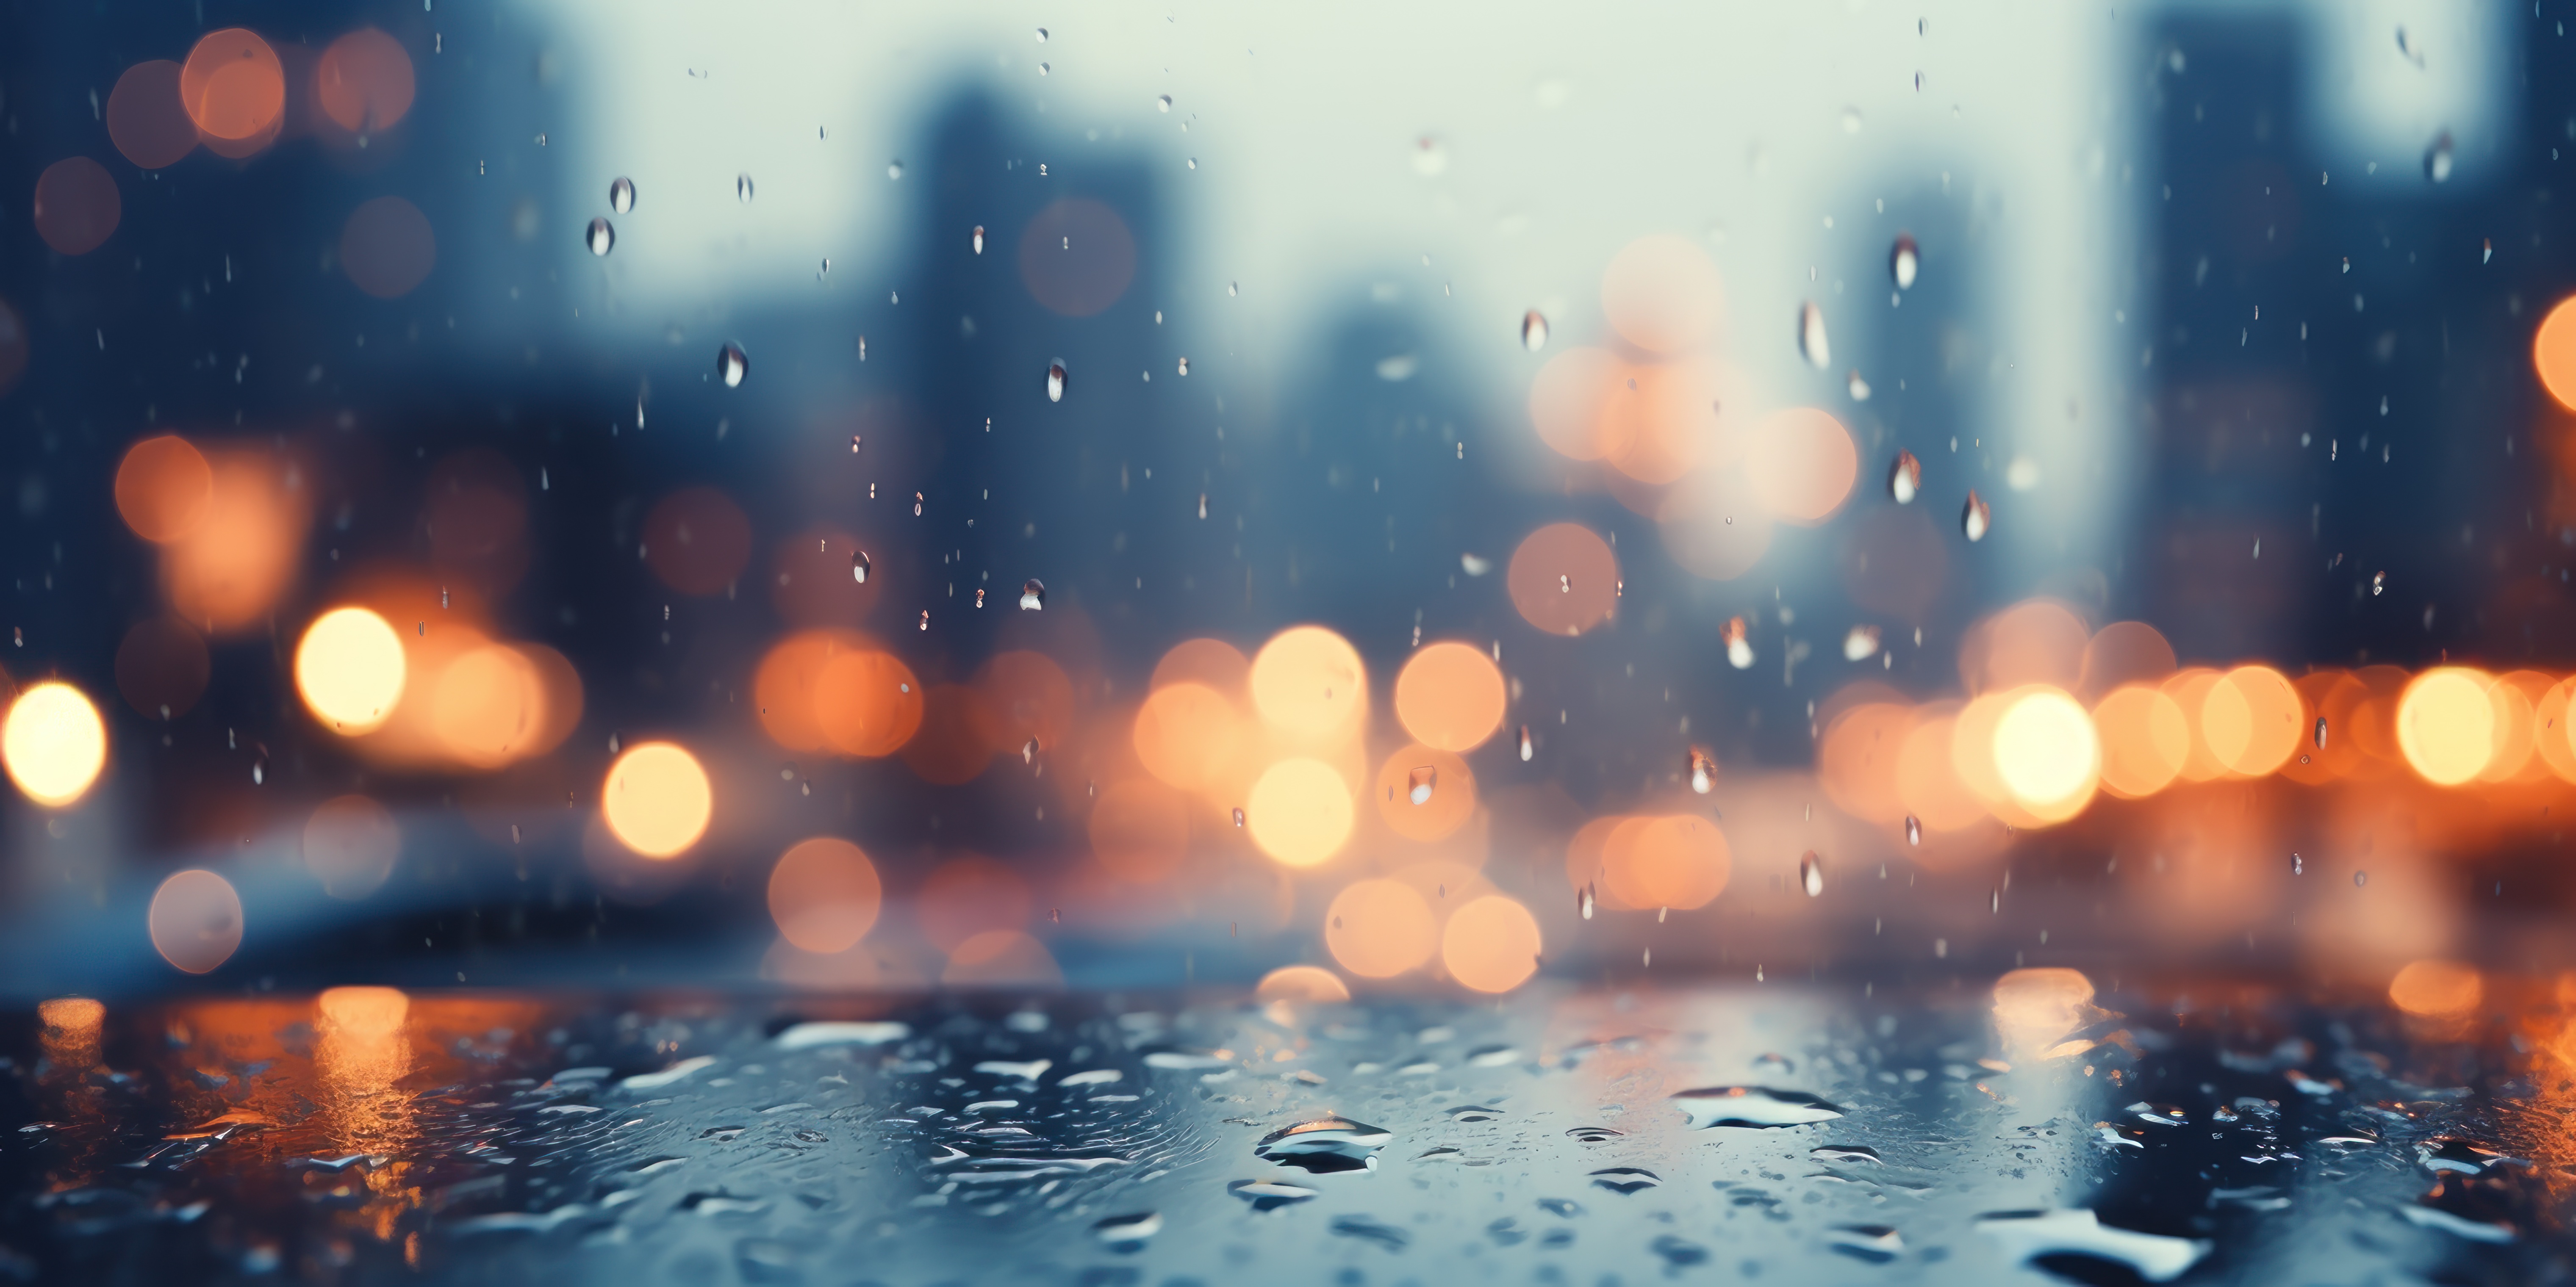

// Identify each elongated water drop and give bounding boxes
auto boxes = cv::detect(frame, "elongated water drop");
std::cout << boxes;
[1905,815,1922,846]
[1407,765,1437,805]
[585,217,614,256]
[1232,807,1246,828]
[1196,492,1207,519]
[1156,94,1172,112]
[1798,302,1831,369]
[737,172,754,203]
[1722,616,1754,670]
[918,609,929,632]
[609,176,635,213]
[1888,451,1922,504]
[2424,131,2454,183]
[1687,747,1716,795]
[2292,852,2304,875]
[1522,310,1550,352]
[1046,360,1067,402]
[1019,578,1046,610]
[718,342,748,388]
[2313,717,2328,749]
[1178,356,1190,376]
[1023,736,1040,764]
[1800,851,1824,897]
[1890,232,1919,289]
[1961,490,1991,542]
[851,550,870,584]
[1518,725,1534,762]
[1843,626,1882,661]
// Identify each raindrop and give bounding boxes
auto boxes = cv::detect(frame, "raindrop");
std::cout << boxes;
[1843,626,1882,662]
[2371,570,2386,596]
[1558,573,1571,594]
[1091,1212,1159,1247]
[1800,852,1825,897]
[585,217,614,256]
[1670,1086,1845,1129]
[2483,237,2493,264]
[1589,1167,1662,1196]
[1254,1117,1391,1174]
[1579,884,1595,919]
[1178,356,1190,376]
[1687,747,1716,795]
[2313,716,2328,749]
[250,756,267,786]
[851,551,871,584]
[1407,765,1437,805]
[1905,815,1922,846]
[2354,870,2368,888]
[850,435,863,454]
[1226,1180,1317,1212]
[609,176,635,213]
[1195,492,1208,519]
[1798,302,1831,368]
[1518,725,1534,762]
[974,587,986,608]
[1891,232,1919,288]
[1722,616,1755,670]
[1228,281,1239,296]
[1019,578,1045,610]
[1888,450,1922,504]
[717,343,748,388]
[2424,131,2454,183]
[1521,309,1550,351]
[1961,490,1991,542]
[1037,62,1051,75]
[1847,370,1872,401]
[737,172,754,203]
[2292,852,2304,875]
[1046,360,1068,402]
[1231,807,1246,828]
[887,160,904,180]
[912,492,924,516]
[918,609,929,631]
[972,224,985,255]
[1023,736,1040,764]
[1156,94,1172,113]
[856,336,868,362]
[1034,27,1048,42]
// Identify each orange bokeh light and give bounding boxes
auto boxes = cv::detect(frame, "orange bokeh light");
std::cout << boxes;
[2397,667,2496,786]
[2,682,106,808]
[1134,681,1244,791]
[149,869,243,975]
[1373,745,1475,842]
[2389,958,2483,1017]
[2202,666,2301,777]
[2534,294,2576,413]
[1744,408,1858,525]
[316,28,415,133]
[1602,814,1730,910]
[970,650,1074,757]
[1089,778,1192,883]
[1599,234,1725,354]
[32,157,120,256]
[1528,347,1629,462]
[295,606,406,735]
[916,856,1032,952]
[1988,686,2099,821]
[754,629,864,753]
[812,647,923,757]
[2479,672,2545,783]
[1440,894,1542,993]
[429,643,546,768]
[768,838,883,954]
[1819,702,1913,824]
[2092,684,2188,798]
[2077,621,2178,699]
[161,448,308,634]
[1393,642,1506,752]
[115,435,214,544]
[1962,599,2090,695]
[1248,626,1365,735]
[1246,758,1356,866]
[601,742,713,858]
[1256,965,1351,1003]
[106,61,198,170]
[1151,637,1250,694]
[1506,523,1619,636]
[1324,879,1438,978]
[180,29,285,143]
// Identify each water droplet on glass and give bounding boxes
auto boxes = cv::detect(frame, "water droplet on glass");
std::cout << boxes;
[1798,301,1831,368]
[585,217,614,256]
[2483,237,2493,264]
[1905,815,1922,846]
[1019,578,1045,610]
[1961,490,1991,542]
[918,609,929,631]
[1578,884,1595,919]
[1046,360,1067,402]
[1228,281,1239,297]
[1178,356,1190,376]
[1518,725,1534,762]
[1687,747,1716,795]
[718,343,748,388]
[1558,573,1571,594]
[1038,62,1051,75]
[250,756,267,786]
[2424,131,2454,183]
[2292,852,2304,875]
[1888,450,1922,504]
[1846,370,1872,401]
[1800,852,1825,897]
[1589,1167,1661,1195]
[2372,570,2386,595]
[2313,716,2328,749]
[608,176,635,213]
[1034,27,1048,42]
[1722,616,1755,670]
[972,224,984,255]
[850,550,870,584]
[849,435,864,454]
[1023,736,1040,764]
[1231,807,1246,828]
[2355,869,2368,888]
[974,587,986,608]
[1227,1179,1317,1212]
[887,159,904,180]
[1156,94,1172,112]
[1843,626,1881,662]
[736,173,754,203]
[1891,232,1919,288]
[1407,765,1437,805]
[1670,1085,1845,1129]
[1521,309,1550,352]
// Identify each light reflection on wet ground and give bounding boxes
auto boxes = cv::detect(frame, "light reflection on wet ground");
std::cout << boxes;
[1,979,2569,1284]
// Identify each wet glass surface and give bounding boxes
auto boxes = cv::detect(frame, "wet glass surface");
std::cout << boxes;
[5,980,2575,1284]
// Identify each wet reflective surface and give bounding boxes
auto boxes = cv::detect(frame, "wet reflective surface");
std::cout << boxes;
[6,979,2573,1284]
